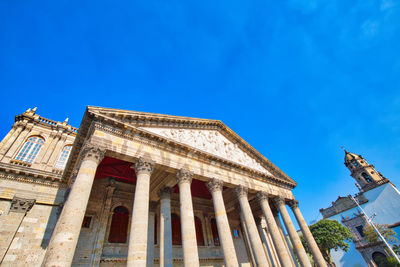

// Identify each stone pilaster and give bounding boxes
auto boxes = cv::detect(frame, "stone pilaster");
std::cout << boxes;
[289,200,327,267]
[158,187,173,267]
[127,157,154,267]
[207,179,239,267]
[257,191,293,267]
[176,169,200,267]
[235,185,268,267]
[42,144,105,267]
[274,197,311,267]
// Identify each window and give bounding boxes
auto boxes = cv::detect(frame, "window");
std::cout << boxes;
[353,160,359,167]
[211,218,220,246]
[195,217,204,246]
[355,225,365,237]
[233,229,239,238]
[172,214,182,245]
[15,136,44,163]
[82,216,92,228]
[362,172,373,183]
[55,145,72,169]
[108,206,129,243]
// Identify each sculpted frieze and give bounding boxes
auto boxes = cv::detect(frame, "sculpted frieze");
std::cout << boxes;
[140,127,270,174]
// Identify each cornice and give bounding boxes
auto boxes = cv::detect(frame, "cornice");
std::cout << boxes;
[0,162,66,188]
[87,106,296,186]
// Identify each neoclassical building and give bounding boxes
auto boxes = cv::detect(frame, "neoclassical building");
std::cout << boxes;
[0,107,326,267]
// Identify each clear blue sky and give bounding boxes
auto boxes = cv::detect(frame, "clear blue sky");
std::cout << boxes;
[0,0,399,224]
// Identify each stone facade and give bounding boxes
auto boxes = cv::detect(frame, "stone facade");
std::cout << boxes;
[0,107,327,267]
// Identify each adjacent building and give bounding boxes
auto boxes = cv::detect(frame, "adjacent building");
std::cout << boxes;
[0,107,327,267]
[320,150,400,267]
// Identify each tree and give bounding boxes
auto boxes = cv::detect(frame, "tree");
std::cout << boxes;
[301,219,353,266]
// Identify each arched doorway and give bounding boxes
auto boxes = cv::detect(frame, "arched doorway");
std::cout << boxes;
[372,251,388,267]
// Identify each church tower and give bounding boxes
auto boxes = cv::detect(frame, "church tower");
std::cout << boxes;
[344,150,386,190]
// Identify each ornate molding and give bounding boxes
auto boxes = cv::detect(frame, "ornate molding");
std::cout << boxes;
[80,144,105,165]
[235,185,248,198]
[256,191,269,202]
[158,186,174,199]
[206,178,223,193]
[176,169,193,185]
[133,157,154,175]
[273,196,286,208]
[288,200,299,209]
[10,196,36,214]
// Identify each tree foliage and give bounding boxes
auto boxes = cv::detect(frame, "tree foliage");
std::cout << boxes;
[363,224,398,244]
[301,219,353,264]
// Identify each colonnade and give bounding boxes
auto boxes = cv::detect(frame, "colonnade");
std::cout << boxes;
[42,145,327,267]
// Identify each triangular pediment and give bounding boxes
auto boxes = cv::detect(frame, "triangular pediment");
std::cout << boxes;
[83,106,296,185]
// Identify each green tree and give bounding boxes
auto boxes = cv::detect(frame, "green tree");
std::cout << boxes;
[301,219,353,266]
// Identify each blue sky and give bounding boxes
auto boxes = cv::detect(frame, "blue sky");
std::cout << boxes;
[0,0,399,224]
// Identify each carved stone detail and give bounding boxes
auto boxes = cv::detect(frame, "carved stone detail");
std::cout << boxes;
[158,186,174,199]
[256,191,269,202]
[133,157,154,174]
[149,201,158,212]
[206,178,223,193]
[235,185,248,198]
[288,200,299,209]
[10,196,35,214]
[274,196,286,207]
[176,169,193,184]
[140,127,270,174]
[80,144,105,165]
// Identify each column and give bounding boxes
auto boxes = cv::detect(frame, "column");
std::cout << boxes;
[256,217,273,266]
[159,187,173,267]
[235,185,268,267]
[91,180,116,266]
[176,169,200,267]
[257,191,293,267]
[3,124,32,160]
[127,157,154,267]
[290,200,327,267]
[0,125,18,153]
[42,144,105,267]
[147,201,157,267]
[274,197,311,267]
[274,212,298,267]
[206,179,239,267]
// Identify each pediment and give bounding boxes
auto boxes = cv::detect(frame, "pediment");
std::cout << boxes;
[139,127,271,175]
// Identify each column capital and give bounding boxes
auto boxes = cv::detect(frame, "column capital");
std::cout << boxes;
[256,191,269,202]
[273,196,286,208]
[80,144,105,165]
[176,168,193,185]
[149,201,158,212]
[235,185,248,198]
[206,178,223,193]
[158,186,174,199]
[255,216,263,226]
[133,157,154,175]
[288,199,299,209]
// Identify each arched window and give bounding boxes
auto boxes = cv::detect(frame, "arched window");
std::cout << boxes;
[195,216,204,246]
[108,206,129,243]
[372,251,387,266]
[54,145,72,169]
[15,136,44,163]
[362,172,373,183]
[211,218,220,246]
[172,213,182,245]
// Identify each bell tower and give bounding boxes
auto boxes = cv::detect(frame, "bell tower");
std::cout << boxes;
[344,150,385,190]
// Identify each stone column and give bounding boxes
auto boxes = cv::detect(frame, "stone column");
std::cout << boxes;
[206,179,239,267]
[159,187,174,267]
[256,217,273,266]
[42,144,105,267]
[127,157,154,267]
[0,125,18,153]
[176,169,200,267]
[3,124,32,160]
[147,201,157,267]
[91,181,116,266]
[235,185,268,267]
[257,192,293,267]
[290,200,327,267]
[274,197,311,267]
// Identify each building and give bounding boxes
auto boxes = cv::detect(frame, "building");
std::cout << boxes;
[320,150,400,267]
[0,107,327,267]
